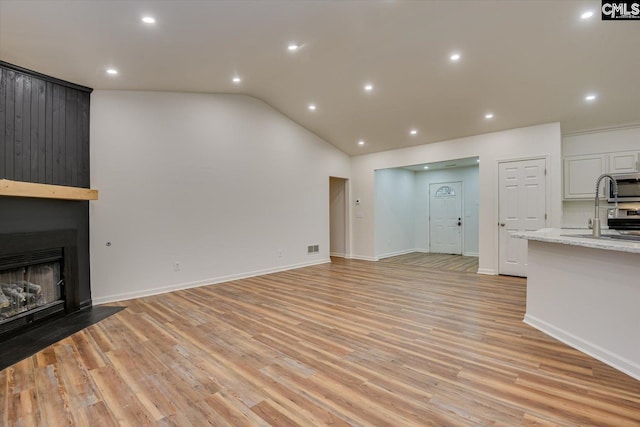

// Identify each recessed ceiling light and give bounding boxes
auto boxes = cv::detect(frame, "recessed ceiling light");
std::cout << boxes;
[358,140,365,146]
[142,16,156,24]
[410,129,418,135]
[106,68,118,75]
[450,53,461,61]
[585,94,597,101]
[364,84,374,92]
[484,113,494,119]
[581,10,594,20]
[232,76,241,84]
[288,43,300,51]
[308,104,317,111]
[423,166,429,169]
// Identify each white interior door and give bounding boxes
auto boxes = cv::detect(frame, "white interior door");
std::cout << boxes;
[429,182,462,254]
[499,159,546,277]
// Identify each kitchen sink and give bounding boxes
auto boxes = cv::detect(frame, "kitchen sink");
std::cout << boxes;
[563,234,640,242]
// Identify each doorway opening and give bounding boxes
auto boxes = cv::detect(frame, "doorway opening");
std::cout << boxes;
[373,157,479,266]
[329,177,349,258]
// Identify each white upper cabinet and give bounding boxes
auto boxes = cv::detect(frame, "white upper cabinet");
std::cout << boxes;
[609,151,639,174]
[563,154,606,199]
[563,127,640,200]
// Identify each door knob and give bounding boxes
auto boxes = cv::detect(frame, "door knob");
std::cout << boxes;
[500,223,505,227]
[457,221,462,226]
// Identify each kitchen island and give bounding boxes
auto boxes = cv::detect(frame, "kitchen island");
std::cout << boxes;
[514,228,640,381]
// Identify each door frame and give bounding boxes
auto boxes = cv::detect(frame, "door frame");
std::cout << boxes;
[428,180,464,255]
[329,176,350,258]
[495,155,550,275]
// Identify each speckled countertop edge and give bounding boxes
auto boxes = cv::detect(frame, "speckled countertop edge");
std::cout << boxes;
[512,228,640,254]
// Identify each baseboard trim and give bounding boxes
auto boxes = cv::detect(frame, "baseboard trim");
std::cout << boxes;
[524,314,640,381]
[330,252,346,258]
[377,248,416,260]
[93,258,331,305]
[463,251,479,257]
[346,254,379,262]
[477,268,497,275]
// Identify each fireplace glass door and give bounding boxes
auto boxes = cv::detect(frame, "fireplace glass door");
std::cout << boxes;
[0,262,62,321]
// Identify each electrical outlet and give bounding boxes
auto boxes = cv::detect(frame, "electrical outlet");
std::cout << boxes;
[174,262,181,271]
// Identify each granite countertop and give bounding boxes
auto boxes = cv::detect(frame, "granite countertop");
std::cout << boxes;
[513,228,640,254]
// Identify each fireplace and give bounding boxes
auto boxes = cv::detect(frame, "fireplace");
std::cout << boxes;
[1,63,93,344]
[0,230,80,337]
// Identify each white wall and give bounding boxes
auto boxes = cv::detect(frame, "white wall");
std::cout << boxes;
[351,123,562,274]
[414,166,479,256]
[329,177,347,257]
[562,125,640,228]
[374,168,415,258]
[90,91,350,303]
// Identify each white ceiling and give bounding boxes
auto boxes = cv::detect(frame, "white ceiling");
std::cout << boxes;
[1,1,639,156]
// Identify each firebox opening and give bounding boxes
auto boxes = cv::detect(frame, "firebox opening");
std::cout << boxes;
[0,261,64,322]
[0,243,70,337]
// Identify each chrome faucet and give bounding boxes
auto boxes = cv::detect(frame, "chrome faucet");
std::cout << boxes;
[592,174,618,238]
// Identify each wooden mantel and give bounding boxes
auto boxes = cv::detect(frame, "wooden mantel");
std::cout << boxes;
[0,179,98,201]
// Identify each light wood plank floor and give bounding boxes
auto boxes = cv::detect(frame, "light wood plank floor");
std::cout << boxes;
[381,252,479,273]
[2,258,639,426]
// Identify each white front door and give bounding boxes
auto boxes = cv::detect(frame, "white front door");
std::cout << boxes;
[499,159,546,277]
[429,182,462,254]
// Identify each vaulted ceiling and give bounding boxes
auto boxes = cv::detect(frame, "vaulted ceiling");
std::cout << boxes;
[1,0,638,156]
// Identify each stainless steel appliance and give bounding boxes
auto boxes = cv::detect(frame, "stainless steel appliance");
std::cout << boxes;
[607,173,640,203]
[608,207,640,234]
